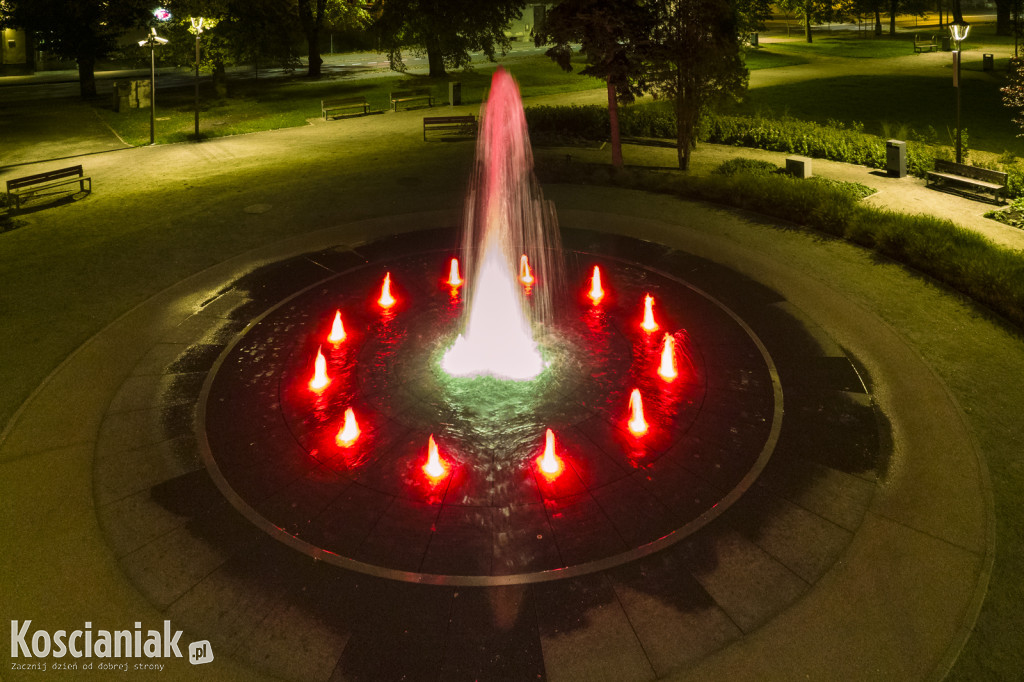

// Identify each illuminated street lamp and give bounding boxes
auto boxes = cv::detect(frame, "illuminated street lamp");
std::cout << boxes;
[137,28,168,146]
[950,21,970,164]
[190,16,206,139]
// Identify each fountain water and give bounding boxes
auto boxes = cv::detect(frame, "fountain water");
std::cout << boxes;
[442,68,563,381]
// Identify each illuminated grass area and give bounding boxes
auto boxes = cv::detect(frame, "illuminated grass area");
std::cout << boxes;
[93,54,605,146]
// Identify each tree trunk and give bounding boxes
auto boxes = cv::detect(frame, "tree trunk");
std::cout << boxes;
[77,50,96,98]
[297,0,324,76]
[675,63,692,171]
[426,35,446,77]
[307,35,323,76]
[875,9,883,35]
[952,0,964,24]
[804,8,813,42]
[889,0,898,35]
[213,61,227,98]
[607,80,623,168]
[997,0,1013,35]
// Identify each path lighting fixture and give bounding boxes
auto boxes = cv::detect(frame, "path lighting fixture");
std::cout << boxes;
[190,16,205,139]
[137,28,168,146]
[950,22,970,164]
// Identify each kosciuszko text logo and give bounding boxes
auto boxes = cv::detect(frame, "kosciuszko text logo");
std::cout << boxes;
[10,621,213,669]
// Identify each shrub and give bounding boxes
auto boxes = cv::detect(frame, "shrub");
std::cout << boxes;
[713,158,780,176]
[535,159,1024,328]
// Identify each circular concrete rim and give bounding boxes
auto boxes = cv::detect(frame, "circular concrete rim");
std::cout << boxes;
[0,200,993,681]
[195,242,785,587]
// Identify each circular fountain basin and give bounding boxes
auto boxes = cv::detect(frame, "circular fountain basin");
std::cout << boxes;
[200,247,781,584]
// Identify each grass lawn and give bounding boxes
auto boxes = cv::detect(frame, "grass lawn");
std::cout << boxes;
[94,54,606,146]
[729,72,1024,156]
[766,32,922,59]
[743,47,809,70]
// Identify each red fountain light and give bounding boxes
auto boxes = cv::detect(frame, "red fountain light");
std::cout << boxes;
[328,310,346,343]
[519,254,534,286]
[309,345,329,392]
[538,428,564,477]
[641,294,659,332]
[335,408,360,447]
[424,434,447,480]
[588,265,605,304]
[378,272,396,309]
[447,258,463,288]
[628,388,649,437]
[658,333,678,381]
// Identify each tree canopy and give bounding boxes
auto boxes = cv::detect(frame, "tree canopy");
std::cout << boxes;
[1,0,150,97]
[375,0,526,77]
[646,0,748,169]
[536,0,654,166]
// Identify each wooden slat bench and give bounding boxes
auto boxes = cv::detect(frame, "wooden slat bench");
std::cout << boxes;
[927,159,1008,203]
[423,115,477,141]
[322,96,369,119]
[913,34,938,53]
[6,165,91,210]
[390,89,433,112]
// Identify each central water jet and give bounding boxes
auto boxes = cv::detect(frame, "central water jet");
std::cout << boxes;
[442,67,562,381]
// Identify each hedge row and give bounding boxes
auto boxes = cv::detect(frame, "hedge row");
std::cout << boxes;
[534,158,1024,329]
[524,103,1024,199]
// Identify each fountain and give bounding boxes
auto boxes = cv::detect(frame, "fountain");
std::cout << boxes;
[442,68,562,381]
[200,66,780,583]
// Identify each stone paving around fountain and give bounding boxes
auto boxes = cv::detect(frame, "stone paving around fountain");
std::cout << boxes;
[0,72,1020,679]
[0,136,1003,681]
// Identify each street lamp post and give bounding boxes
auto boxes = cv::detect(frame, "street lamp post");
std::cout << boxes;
[950,22,970,164]
[138,28,168,146]
[190,16,205,139]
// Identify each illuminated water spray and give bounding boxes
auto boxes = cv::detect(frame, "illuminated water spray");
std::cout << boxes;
[328,310,346,343]
[628,389,649,436]
[538,428,563,476]
[443,68,563,381]
[309,346,329,392]
[336,408,360,447]
[588,266,605,304]
[658,333,677,381]
[519,255,534,286]
[447,259,463,288]
[424,434,447,479]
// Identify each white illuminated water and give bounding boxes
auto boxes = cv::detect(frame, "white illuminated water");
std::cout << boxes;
[443,67,561,381]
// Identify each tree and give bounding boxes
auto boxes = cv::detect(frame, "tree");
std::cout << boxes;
[646,0,748,170]
[297,0,369,76]
[734,0,774,43]
[535,0,654,167]
[161,0,309,94]
[0,0,149,98]
[775,0,838,42]
[375,0,526,78]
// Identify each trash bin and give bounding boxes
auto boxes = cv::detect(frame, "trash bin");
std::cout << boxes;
[941,36,951,51]
[750,33,758,47]
[449,81,461,106]
[886,139,907,178]
[983,53,994,71]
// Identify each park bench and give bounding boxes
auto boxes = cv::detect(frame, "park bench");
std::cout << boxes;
[913,34,938,53]
[390,88,433,112]
[322,96,369,119]
[6,165,91,210]
[423,115,477,141]
[926,159,1007,204]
